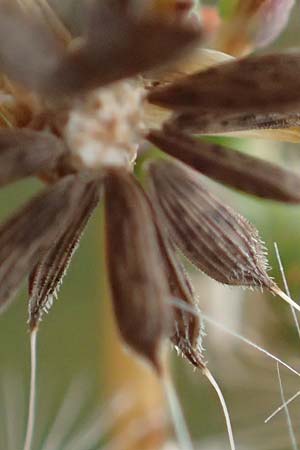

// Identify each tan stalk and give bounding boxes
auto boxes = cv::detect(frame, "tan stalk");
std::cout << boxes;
[98,209,168,450]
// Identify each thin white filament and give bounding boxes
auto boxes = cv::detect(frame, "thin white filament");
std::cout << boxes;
[203,368,236,450]
[276,363,299,450]
[272,287,300,314]
[265,390,300,423]
[204,312,300,376]
[169,298,300,378]
[162,374,195,450]
[265,246,300,423]
[23,329,38,450]
[274,242,300,338]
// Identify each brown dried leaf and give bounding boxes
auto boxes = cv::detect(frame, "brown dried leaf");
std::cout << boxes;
[28,180,100,330]
[147,52,300,115]
[148,160,273,289]
[0,0,202,96]
[0,2,64,93]
[148,127,300,203]
[168,111,300,136]
[0,175,87,313]
[152,212,205,369]
[0,129,66,187]
[49,0,202,95]
[104,169,171,371]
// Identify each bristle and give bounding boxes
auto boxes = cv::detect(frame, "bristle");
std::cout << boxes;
[203,368,236,450]
[274,242,300,337]
[265,390,300,423]
[270,286,300,315]
[276,363,298,450]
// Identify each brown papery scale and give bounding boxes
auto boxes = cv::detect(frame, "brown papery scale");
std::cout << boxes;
[148,160,300,312]
[29,180,101,331]
[148,159,272,288]
[168,110,300,136]
[150,203,205,369]
[104,169,172,372]
[147,52,300,115]
[0,129,66,187]
[0,175,85,313]
[148,127,300,203]
[0,0,202,97]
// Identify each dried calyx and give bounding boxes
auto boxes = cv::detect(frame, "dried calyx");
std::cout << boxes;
[0,0,299,374]
[148,159,272,289]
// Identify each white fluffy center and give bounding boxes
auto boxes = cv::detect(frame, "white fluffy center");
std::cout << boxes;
[64,81,145,171]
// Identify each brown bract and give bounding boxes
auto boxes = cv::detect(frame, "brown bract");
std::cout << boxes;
[0,0,298,370]
[148,53,300,114]
[29,179,100,330]
[152,215,204,369]
[148,126,300,203]
[148,160,272,288]
[0,1,201,97]
[104,170,172,371]
[168,111,300,137]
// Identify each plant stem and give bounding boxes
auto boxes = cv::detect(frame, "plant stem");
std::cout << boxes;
[23,329,38,450]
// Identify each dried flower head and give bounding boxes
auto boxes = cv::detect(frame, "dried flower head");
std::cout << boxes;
[0,0,299,372]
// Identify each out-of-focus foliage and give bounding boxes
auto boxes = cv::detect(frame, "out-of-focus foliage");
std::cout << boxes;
[218,0,239,19]
[216,0,296,55]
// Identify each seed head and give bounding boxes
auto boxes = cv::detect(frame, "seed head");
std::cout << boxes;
[0,0,297,373]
